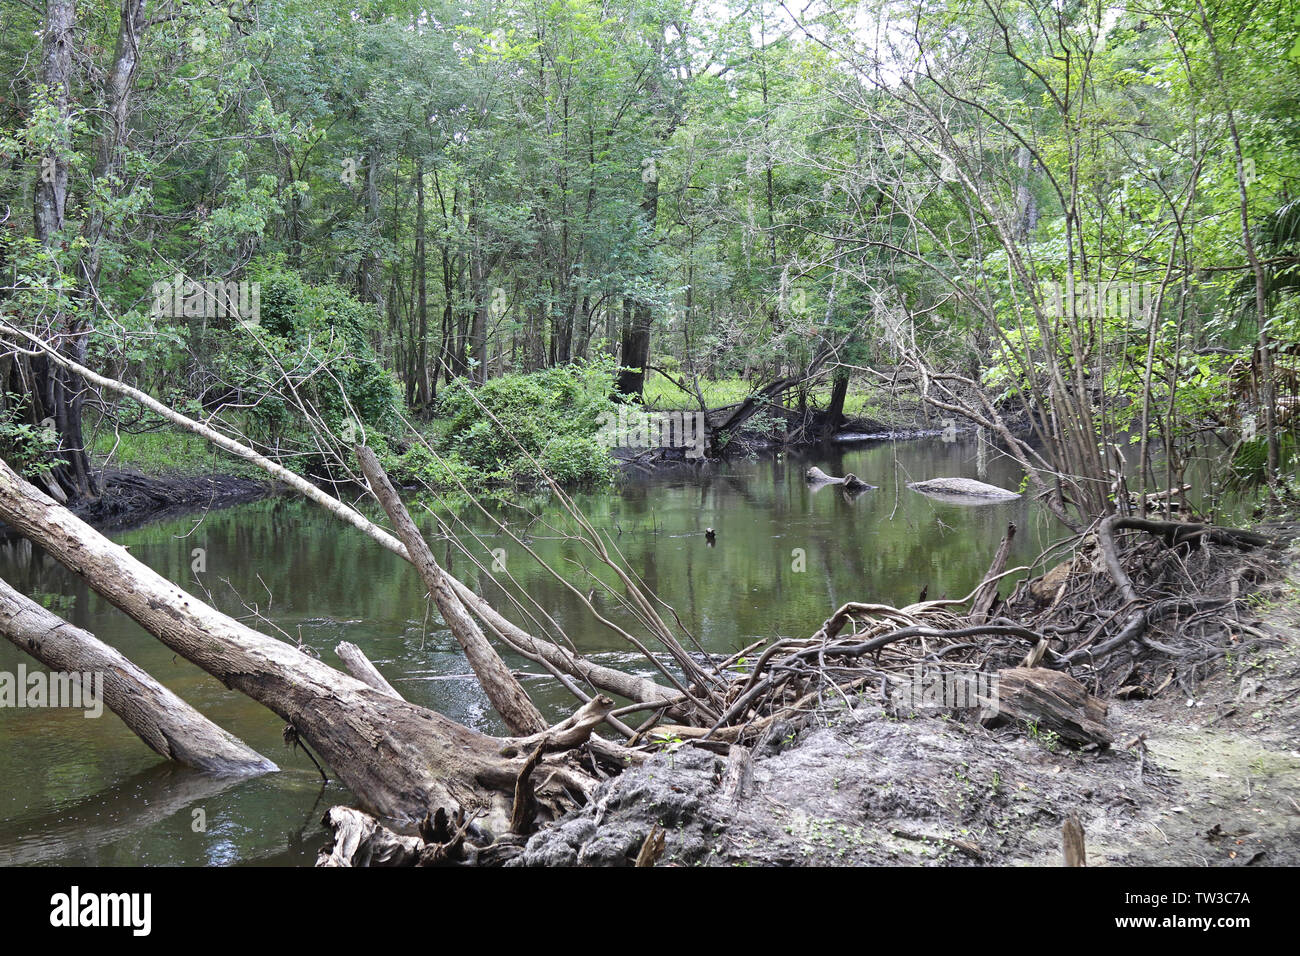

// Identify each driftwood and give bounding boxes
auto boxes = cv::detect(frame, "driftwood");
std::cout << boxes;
[908,477,1021,499]
[0,457,598,827]
[317,807,422,867]
[720,744,754,803]
[356,445,546,736]
[335,642,403,700]
[1063,812,1087,866]
[635,826,666,867]
[970,523,1016,624]
[0,575,276,774]
[984,667,1111,747]
[806,466,873,491]
[317,805,523,867]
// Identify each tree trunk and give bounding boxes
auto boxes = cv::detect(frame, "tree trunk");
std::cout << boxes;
[0,575,276,774]
[356,445,546,735]
[33,0,74,245]
[414,157,430,410]
[824,368,850,437]
[80,0,148,290]
[26,0,98,503]
[0,457,596,826]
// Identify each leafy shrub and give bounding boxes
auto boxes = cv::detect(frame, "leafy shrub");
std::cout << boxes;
[432,359,619,485]
[0,394,62,478]
[214,259,403,463]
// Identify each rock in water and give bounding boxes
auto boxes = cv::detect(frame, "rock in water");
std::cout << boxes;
[907,477,1021,500]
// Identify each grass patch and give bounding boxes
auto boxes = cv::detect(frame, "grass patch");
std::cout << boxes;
[641,372,922,425]
[88,423,262,477]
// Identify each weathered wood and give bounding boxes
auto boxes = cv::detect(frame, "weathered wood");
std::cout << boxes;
[449,574,682,712]
[317,807,422,867]
[0,575,275,774]
[1063,811,1087,866]
[907,477,1021,499]
[0,457,596,825]
[356,445,546,736]
[985,667,1112,747]
[806,466,874,491]
[335,641,404,700]
[720,744,754,803]
[635,825,666,867]
[503,694,616,756]
[970,522,1017,624]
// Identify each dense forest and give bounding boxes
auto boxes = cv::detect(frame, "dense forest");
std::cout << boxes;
[1,0,1299,876]
[2,0,1297,521]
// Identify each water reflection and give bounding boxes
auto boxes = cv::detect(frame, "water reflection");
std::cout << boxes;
[1,437,1066,865]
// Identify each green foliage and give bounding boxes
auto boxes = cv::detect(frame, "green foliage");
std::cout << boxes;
[216,259,403,457]
[431,359,619,486]
[0,395,61,479]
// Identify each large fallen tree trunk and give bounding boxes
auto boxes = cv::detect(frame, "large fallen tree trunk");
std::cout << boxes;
[805,466,874,491]
[0,576,276,774]
[0,457,597,826]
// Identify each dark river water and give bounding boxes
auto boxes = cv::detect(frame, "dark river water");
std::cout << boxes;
[0,437,1092,865]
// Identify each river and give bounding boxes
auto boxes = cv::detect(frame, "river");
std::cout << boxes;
[0,436,1099,864]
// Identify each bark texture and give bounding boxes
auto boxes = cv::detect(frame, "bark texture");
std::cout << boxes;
[0,576,276,774]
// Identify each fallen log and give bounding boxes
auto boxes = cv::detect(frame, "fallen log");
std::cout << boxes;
[0,457,596,826]
[317,807,422,867]
[0,576,276,775]
[984,667,1111,747]
[357,445,546,735]
[806,466,874,491]
[335,642,403,701]
[907,477,1021,500]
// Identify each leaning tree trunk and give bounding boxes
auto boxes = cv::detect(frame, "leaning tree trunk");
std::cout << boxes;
[0,457,597,826]
[356,445,546,736]
[0,576,275,774]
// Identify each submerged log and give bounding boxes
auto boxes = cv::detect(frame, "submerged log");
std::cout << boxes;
[908,477,1021,500]
[0,457,596,825]
[0,576,276,774]
[984,667,1111,747]
[805,466,874,491]
[335,642,403,701]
